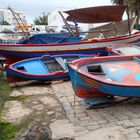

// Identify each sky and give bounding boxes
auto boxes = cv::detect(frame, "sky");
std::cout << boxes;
[0,0,112,24]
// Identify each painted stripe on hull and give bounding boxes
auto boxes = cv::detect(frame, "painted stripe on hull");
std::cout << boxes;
[6,69,69,81]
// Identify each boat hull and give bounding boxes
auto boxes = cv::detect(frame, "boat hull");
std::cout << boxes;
[68,64,106,98]
[6,69,69,81]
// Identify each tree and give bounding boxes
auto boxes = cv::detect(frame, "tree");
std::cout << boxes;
[111,0,140,27]
[33,12,48,25]
[2,21,11,25]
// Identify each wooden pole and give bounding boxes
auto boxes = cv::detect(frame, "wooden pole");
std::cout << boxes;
[58,11,75,36]
[8,7,30,39]
[126,5,131,35]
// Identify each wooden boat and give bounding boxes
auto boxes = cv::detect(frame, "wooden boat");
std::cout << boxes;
[1,32,140,64]
[5,54,91,82]
[107,42,140,56]
[67,55,140,98]
[1,5,140,64]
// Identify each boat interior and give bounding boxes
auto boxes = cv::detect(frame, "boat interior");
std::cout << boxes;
[80,57,140,85]
[112,45,140,55]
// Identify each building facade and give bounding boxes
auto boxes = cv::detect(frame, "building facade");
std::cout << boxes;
[0,7,27,26]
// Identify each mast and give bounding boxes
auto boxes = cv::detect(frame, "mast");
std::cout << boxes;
[126,5,131,35]
[58,11,75,36]
[8,7,30,39]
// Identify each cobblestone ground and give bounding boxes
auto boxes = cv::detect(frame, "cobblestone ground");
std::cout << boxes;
[52,81,140,140]
[3,80,140,139]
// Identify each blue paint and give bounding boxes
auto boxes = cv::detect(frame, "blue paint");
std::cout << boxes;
[99,83,140,97]
[134,74,140,80]
[13,59,49,74]
[107,68,132,81]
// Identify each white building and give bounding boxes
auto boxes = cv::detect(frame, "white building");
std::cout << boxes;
[48,7,93,32]
[0,7,27,26]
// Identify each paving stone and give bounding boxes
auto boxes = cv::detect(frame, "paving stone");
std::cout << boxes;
[80,120,90,127]
[135,126,140,131]
[129,138,140,140]
[79,116,91,121]
[74,126,86,132]
[10,89,23,96]
[137,130,140,135]
[47,111,55,115]
[86,110,104,121]
[2,101,33,124]
[75,112,88,118]
[100,122,117,128]
[87,125,100,131]
[87,121,99,126]
[98,119,108,124]
[117,120,134,129]
[132,119,140,126]
[50,119,75,139]
[75,126,127,140]
[127,133,139,139]
[123,128,137,134]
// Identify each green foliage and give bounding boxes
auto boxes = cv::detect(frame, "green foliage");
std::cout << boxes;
[2,21,11,25]
[8,95,27,101]
[0,79,12,110]
[111,0,140,26]
[111,0,140,16]
[0,119,17,140]
[34,12,48,25]
[0,74,29,139]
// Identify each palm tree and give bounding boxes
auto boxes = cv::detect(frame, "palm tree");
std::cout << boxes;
[111,0,140,27]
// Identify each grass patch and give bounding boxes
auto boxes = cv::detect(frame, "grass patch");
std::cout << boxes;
[0,119,17,140]
[0,74,17,139]
[8,95,27,101]
[0,73,29,139]
[0,79,12,112]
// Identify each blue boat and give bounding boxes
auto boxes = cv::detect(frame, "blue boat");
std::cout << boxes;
[67,55,140,98]
[5,54,91,82]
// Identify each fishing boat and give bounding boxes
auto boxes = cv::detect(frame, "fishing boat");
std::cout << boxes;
[0,5,140,64]
[1,32,140,64]
[5,54,91,82]
[67,55,140,98]
[107,42,140,56]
